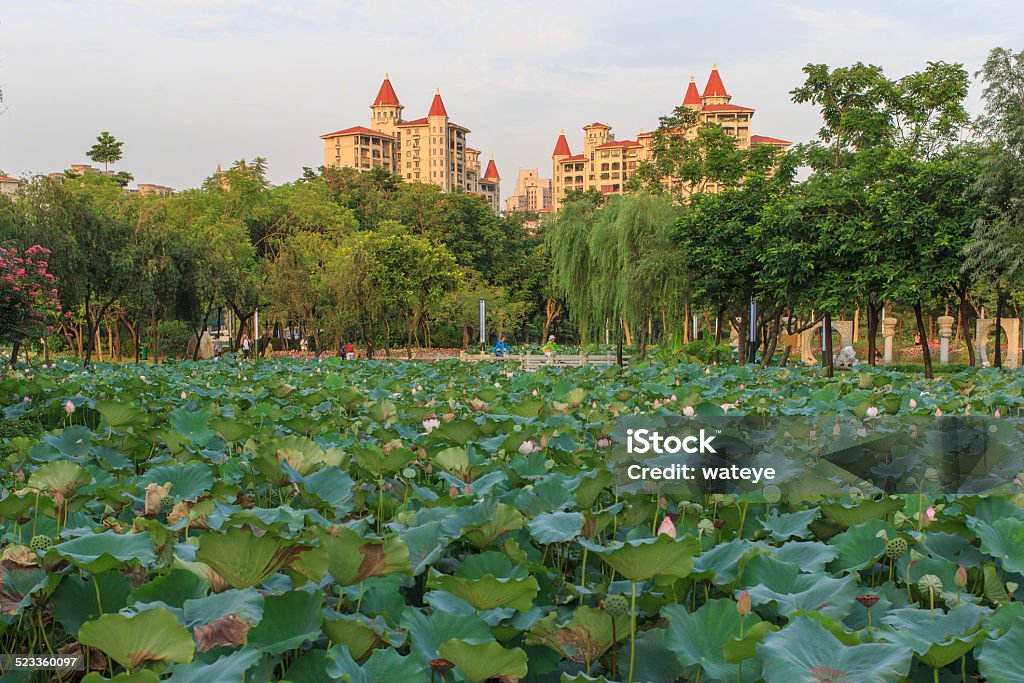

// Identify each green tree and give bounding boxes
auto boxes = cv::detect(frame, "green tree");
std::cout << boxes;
[87,131,125,172]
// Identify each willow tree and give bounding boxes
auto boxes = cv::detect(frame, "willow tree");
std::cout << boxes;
[548,193,684,356]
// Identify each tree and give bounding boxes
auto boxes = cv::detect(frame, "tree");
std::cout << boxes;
[0,244,63,365]
[87,131,125,172]
[964,47,1024,369]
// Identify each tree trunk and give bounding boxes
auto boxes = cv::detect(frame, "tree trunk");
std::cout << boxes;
[866,302,879,367]
[994,289,1004,368]
[616,318,623,368]
[761,312,782,368]
[956,286,975,366]
[823,311,834,378]
[9,340,19,368]
[913,301,934,379]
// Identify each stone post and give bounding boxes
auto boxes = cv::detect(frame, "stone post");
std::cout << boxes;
[881,317,898,365]
[937,315,955,366]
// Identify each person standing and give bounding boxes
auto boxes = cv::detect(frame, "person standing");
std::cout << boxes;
[541,335,559,364]
[345,342,355,360]
[241,333,251,360]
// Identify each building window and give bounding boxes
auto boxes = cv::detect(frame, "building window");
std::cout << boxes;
[601,163,609,171]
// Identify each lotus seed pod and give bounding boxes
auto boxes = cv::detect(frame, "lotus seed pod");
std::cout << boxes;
[762,485,782,504]
[29,535,53,553]
[160,495,175,512]
[885,537,909,560]
[602,594,629,617]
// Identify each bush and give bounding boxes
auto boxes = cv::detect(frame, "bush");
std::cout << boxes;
[155,320,193,359]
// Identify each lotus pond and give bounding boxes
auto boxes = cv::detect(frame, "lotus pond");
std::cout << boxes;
[3,358,1024,683]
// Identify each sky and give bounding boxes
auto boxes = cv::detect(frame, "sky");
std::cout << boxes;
[1,0,1022,201]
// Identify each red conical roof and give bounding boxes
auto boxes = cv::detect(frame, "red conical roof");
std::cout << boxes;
[683,76,702,105]
[373,73,400,106]
[428,88,448,117]
[483,156,500,181]
[703,65,728,97]
[552,128,571,157]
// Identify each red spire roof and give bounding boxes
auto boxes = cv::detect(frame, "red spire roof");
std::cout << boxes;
[428,88,448,117]
[552,128,571,157]
[683,76,702,105]
[372,73,400,106]
[703,65,728,98]
[483,156,500,181]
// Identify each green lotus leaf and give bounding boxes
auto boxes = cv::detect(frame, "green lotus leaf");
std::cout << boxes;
[31,425,94,461]
[828,518,893,573]
[880,604,988,669]
[758,615,912,683]
[459,502,524,549]
[400,605,494,666]
[763,507,818,541]
[428,572,539,612]
[0,561,49,615]
[526,606,629,662]
[139,463,214,501]
[723,620,780,663]
[194,526,310,589]
[169,408,216,446]
[582,534,701,581]
[977,617,1024,683]
[82,671,159,683]
[245,589,323,655]
[319,527,410,586]
[183,588,264,628]
[742,555,858,619]
[53,531,156,573]
[95,400,149,428]
[434,446,470,473]
[439,638,529,683]
[974,517,1024,574]
[52,572,134,633]
[819,497,904,527]
[326,644,426,683]
[255,435,328,476]
[527,511,584,545]
[79,607,196,671]
[27,460,92,495]
[692,539,769,584]
[663,599,764,682]
[208,417,255,443]
[166,648,260,683]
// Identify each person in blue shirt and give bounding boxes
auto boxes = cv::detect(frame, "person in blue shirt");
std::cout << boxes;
[492,335,510,358]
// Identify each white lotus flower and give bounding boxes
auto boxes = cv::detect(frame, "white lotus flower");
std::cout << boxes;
[422,418,441,434]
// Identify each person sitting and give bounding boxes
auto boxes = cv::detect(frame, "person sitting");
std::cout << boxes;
[345,342,355,360]
[492,335,510,358]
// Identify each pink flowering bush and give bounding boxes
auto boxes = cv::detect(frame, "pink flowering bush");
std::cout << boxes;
[0,245,63,349]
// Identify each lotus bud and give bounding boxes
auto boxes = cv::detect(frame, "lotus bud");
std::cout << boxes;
[683,405,695,417]
[737,589,751,615]
[64,400,75,414]
[955,564,968,589]
[597,437,612,449]
[705,367,711,375]
[180,391,187,399]
[856,427,868,438]
[23,396,29,402]
[935,408,942,417]
[464,483,472,495]
[909,398,917,409]
[657,516,677,538]
[833,422,841,436]
[449,484,458,499]
[995,408,1001,418]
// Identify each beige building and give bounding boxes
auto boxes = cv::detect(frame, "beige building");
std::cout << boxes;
[321,75,501,213]
[505,168,552,213]
[0,175,23,197]
[551,66,790,210]
[135,183,174,196]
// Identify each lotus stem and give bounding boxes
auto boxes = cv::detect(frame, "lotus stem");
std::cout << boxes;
[628,580,637,683]
[579,547,588,607]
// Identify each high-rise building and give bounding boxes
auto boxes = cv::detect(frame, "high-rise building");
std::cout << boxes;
[505,168,552,214]
[551,66,790,210]
[321,75,501,212]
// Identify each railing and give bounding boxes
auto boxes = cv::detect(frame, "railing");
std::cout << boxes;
[458,351,629,369]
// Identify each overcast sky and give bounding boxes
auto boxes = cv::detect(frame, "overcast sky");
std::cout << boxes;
[2,0,1022,200]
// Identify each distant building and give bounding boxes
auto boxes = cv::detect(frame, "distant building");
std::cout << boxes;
[551,65,790,210]
[504,168,552,213]
[321,74,501,213]
[135,183,174,196]
[0,175,23,197]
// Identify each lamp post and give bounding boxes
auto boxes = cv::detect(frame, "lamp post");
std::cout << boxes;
[748,296,758,363]
[479,298,486,347]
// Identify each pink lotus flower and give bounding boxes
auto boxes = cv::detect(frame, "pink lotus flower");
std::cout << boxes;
[518,439,539,455]
[682,405,695,417]
[22,396,29,402]
[64,400,75,414]
[935,408,942,417]
[657,516,677,538]
[597,437,612,449]
[866,406,878,418]
[924,506,937,523]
